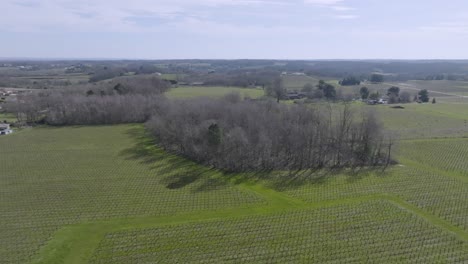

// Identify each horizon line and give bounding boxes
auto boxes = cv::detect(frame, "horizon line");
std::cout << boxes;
[2,57,468,62]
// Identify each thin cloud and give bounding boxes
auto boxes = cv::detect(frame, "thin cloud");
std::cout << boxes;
[304,0,357,19]
[1,0,296,32]
[304,0,344,4]
[333,14,359,19]
[198,0,293,6]
[331,6,355,11]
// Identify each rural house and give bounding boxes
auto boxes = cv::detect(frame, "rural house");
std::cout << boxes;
[286,91,307,100]
[0,123,12,135]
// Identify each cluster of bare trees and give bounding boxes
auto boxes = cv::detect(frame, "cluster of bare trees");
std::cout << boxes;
[146,94,394,172]
[44,94,167,125]
[5,75,169,125]
[84,75,170,96]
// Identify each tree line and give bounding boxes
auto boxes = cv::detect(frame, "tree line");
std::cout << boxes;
[358,86,431,104]
[5,75,170,125]
[147,94,394,172]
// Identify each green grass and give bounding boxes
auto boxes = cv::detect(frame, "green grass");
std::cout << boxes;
[367,102,468,139]
[2,103,468,263]
[0,125,265,263]
[0,112,16,123]
[166,86,264,98]
[281,75,320,90]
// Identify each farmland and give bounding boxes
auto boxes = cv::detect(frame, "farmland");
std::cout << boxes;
[2,72,468,263]
[281,75,321,90]
[374,103,468,139]
[1,113,468,263]
[4,2,468,261]
[89,200,466,263]
[0,126,265,263]
[405,80,468,97]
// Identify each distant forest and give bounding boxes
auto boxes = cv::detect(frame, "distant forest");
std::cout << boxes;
[1,60,468,89]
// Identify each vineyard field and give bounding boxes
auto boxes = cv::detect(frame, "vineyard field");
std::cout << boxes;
[401,138,468,176]
[0,125,265,263]
[1,113,468,263]
[90,200,467,264]
[374,103,468,139]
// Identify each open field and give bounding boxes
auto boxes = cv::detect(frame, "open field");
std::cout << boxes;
[2,77,468,263]
[371,103,468,139]
[405,80,468,97]
[282,75,320,90]
[1,121,468,263]
[166,86,264,98]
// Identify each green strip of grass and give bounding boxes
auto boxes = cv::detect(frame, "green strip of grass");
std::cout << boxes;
[32,188,468,264]
[166,86,264,98]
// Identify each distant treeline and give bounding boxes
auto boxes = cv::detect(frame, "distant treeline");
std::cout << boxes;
[5,75,170,124]
[2,60,467,90]
[153,60,468,85]
[146,95,394,171]
[88,63,169,82]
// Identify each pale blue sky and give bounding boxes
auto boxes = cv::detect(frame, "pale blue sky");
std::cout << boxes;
[1,0,468,59]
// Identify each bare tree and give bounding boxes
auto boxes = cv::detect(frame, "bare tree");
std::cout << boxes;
[266,77,286,103]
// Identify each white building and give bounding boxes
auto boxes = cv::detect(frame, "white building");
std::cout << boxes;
[0,123,12,135]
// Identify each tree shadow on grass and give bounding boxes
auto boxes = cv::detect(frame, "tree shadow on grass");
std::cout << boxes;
[223,166,390,192]
[120,126,392,193]
[119,127,229,192]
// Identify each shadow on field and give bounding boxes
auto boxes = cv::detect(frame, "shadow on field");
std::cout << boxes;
[227,166,387,192]
[120,126,390,193]
[120,127,229,192]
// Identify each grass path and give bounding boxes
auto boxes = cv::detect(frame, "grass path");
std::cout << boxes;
[387,196,468,241]
[32,180,468,264]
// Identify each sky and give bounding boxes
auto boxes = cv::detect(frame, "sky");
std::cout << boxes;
[1,0,468,59]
